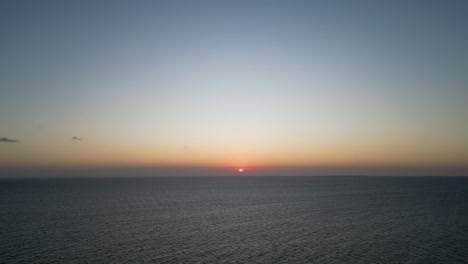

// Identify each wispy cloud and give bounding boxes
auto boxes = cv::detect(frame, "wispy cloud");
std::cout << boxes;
[72,136,83,141]
[0,137,20,143]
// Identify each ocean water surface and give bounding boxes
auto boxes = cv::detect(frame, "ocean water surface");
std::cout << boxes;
[1,176,468,263]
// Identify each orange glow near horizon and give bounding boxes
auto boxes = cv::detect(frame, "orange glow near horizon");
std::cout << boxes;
[2,144,467,168]
[1,135,467,169]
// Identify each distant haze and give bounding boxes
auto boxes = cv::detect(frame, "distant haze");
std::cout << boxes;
[1,166,467,179]
[1,1,467,176]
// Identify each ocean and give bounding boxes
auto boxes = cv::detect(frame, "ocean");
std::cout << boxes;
[1,176,468,263]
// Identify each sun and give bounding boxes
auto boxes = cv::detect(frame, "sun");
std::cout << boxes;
[238,168,243,172]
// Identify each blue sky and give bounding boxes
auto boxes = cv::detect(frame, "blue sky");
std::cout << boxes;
[1,0,467,175]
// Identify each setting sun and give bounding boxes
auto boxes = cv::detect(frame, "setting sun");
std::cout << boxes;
[238,168,243,172]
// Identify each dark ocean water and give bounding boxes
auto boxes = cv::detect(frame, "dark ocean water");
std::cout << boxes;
[1,176,468,263]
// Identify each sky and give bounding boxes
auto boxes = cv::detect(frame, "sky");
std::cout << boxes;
[1,0,467,176]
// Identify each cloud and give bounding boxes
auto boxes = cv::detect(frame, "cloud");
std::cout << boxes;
[0,137,20,143]
[72,136,83,141]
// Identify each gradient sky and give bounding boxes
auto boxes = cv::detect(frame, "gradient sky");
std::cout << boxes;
[1,0,467,175]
